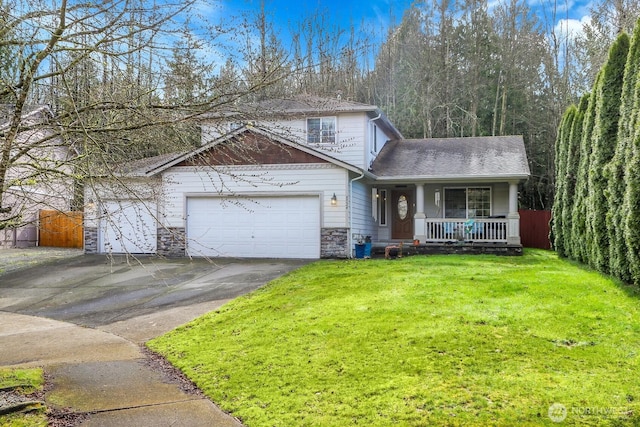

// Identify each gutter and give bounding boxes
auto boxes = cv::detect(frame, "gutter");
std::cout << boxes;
[373,174,530,183]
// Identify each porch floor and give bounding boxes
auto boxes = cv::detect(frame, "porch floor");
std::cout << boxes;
[370,241,523,258]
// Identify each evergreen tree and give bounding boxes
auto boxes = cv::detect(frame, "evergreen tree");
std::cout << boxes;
[552,105,576,257]
[586,32,629,272]
[624,128,640,285]
[571,85,598,263]
[605,20,640,283]
[163,34,215,105]
[561,94,589,259]
[623,31,640,285]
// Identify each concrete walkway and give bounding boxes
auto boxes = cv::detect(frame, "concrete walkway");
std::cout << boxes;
[0,249,308,426]
[0,311,242,426]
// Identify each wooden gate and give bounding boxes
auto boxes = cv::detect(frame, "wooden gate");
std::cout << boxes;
[519,209,552,250]
[39,210,84,248]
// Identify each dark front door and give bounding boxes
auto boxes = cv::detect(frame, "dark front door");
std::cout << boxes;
[391,189,414,240]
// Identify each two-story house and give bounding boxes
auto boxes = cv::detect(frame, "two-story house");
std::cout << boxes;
[83,95,530,258]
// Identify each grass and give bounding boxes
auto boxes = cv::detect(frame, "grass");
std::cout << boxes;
[148,250,640,426]
[0,368,47,427]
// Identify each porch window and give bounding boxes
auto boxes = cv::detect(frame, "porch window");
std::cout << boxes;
[307,117,336,144]
[444,187,491,219]
[378,189,387,226]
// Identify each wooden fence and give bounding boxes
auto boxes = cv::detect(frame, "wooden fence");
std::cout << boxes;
[519,209,552,250]
[39,210,84,248]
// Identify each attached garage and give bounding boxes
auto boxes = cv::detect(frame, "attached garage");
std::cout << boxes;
[99,201,157,254]
[186,195,320,259]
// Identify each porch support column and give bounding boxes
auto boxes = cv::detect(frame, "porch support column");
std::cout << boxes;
[414,183,426,241]
[507,181,521,245]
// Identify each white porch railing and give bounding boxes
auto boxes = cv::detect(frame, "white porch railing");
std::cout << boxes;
[423,218,508,243]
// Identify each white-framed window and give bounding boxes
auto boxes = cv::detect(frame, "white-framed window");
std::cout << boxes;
[307,117,336,144]
[378,189,388,226]
[228,121,244,132]
[444,187,491,219]
[372,124,378,153]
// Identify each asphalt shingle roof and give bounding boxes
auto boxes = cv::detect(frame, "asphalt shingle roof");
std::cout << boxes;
[251,95,380,114]
[0,105,52,130]
[370,135,530,179]
[114,152,180,176]
[200,95,403,143]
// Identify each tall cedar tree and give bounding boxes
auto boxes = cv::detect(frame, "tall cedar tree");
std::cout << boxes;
[605,20,640,283]
[623,60,640,283]
[571,83,598,263]
[586,32,629,272]
[552,105,576,257]
[561,94,589,259]
[624,136,640,285]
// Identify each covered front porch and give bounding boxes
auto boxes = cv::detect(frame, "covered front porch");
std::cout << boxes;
[367,181,522,252]
[412,182,522,246]
[364,135,530,257]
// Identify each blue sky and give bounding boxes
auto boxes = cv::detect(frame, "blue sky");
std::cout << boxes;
[218,0,594,37]
[223,0,414,36]
[191,0,594,69]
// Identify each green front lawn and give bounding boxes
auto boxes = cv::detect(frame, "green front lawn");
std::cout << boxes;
[148,250,640,426]
[0,368,47,427]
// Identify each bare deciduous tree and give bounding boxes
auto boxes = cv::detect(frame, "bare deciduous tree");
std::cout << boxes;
[0,0,287,237]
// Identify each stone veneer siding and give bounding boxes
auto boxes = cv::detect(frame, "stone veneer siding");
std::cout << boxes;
[321,227,349,258]
[157,227,186,257]
[86,226,346,258]
[84,227,98,253]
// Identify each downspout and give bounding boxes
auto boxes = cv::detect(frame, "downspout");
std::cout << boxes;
[349,170,365,258]
[347,113,383,258]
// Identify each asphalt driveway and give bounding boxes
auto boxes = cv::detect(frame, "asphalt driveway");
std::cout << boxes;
[0,253,308,330]
[0,251,310,426]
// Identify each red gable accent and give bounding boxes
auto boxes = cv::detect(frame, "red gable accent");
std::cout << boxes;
[176,131,328,167]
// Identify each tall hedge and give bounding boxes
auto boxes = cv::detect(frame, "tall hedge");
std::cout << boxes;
[571,85,598,263]
[624,129,640,285]
[586,32,629,273]
[605,22,640,283]
[553,20,640,285]
[552,105,576,257]
[561,94,589,259]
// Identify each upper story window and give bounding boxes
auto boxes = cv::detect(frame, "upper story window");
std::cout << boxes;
[307,117,336,144]
[228,122,244,132]
[372,124,378,152]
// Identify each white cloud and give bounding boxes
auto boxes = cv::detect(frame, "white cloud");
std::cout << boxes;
[554,15,591,40]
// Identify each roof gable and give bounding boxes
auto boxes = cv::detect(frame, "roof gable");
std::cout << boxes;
[142,126,363,176]
[176,131,328,167]
[370,136,530,180]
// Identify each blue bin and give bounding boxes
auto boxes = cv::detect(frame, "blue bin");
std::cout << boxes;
[364,242,372,258]
[355,244,365,259]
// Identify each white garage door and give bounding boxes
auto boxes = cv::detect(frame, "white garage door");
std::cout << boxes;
[186,196,320,259]
[100,201,157,254]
